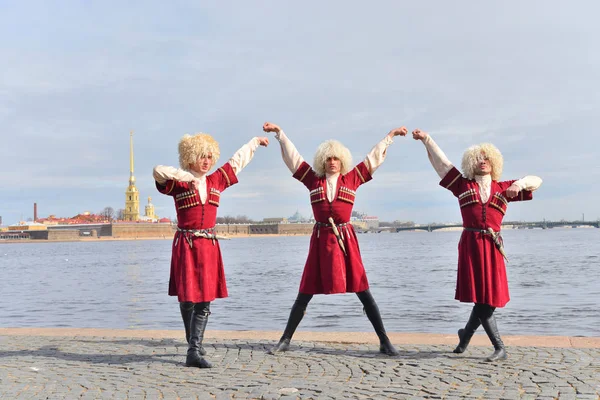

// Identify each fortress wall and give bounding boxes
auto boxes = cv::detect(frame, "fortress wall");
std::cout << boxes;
[48,230,80,240]
[98,225,113,236]
[215,224,250,235]
[111,223,175,239]
[249,224,279,234]
[28,230,49,240]
[247,223,314,235]
[277,223,314,235]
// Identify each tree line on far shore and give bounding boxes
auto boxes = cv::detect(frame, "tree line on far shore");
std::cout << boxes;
[97,206,415,227]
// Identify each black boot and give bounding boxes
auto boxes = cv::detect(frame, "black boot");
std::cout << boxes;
[453,305,481,354]
[180,302,207,355]
[478,305,507,362]
[357,290,399,356]
[186,302,212,368]
[268,294,312,354]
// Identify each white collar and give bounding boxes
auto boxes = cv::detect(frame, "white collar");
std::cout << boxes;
[325,172,340,181]
[190,170,208,180]
[474,174,491,186]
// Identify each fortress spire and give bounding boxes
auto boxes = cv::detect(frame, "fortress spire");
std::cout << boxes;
[129,130,135,185]
[123,130,140,221]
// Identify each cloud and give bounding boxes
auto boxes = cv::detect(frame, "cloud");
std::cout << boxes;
[1,1,599,224]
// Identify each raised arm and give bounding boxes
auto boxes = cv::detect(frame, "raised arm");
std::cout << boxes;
[513,176,543,191]
[412,129,454,179]
[364,126,407,174]
[228,137,269,175]
[263,122,305,174]
[506,176,543,198]
[153,165,195,185]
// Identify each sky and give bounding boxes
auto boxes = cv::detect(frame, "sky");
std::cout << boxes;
[1,1,599,225]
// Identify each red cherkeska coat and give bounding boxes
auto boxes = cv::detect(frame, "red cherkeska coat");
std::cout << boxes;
[440,167,533,308]
[293,161,373,295]
[156,163,238,303]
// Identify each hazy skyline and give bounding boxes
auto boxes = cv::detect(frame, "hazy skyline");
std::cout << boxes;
[1,1,599,225]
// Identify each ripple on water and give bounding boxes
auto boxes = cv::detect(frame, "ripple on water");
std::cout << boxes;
[0,229,599,336]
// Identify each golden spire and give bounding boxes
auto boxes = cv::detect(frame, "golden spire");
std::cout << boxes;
[124,130,140,221]
[129,130,135,185]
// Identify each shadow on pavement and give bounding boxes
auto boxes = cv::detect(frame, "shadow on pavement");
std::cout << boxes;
[0,343,183,367]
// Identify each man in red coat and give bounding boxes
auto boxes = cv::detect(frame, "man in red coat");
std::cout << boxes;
[154,132,269,368]
[262,121,407,356]
[412,128,542,362]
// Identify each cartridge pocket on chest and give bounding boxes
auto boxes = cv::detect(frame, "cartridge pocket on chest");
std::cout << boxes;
[208,188,221,207]
[489,193,508,215]
[458,188,479,208]
[175,190,200,210]
[337,186,356,204]
[310,187,326,203]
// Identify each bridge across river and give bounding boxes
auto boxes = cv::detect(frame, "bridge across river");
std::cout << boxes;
[386,220,600,233]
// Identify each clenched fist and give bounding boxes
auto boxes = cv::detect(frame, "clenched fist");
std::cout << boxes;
[388,126,408,137]
[412,129,428,141]
[263,122,281,133]
[505,183,520,198]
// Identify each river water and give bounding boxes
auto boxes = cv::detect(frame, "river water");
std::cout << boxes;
[1,228,598,337]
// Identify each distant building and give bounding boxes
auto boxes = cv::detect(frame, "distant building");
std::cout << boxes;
[287,210,314,223]
[40,215,60,225]
[0,216,2,226]
[37,212,110,225]
[351,215,379,229]
[123,131,140,221]
[263,217,288,224]
[249,222,313,235]
[288,210,303,222]
[394,220,415,228]
[0,231,29,240]
[8,222,47,231]
[139,196,158,222]
[363,216,379,229]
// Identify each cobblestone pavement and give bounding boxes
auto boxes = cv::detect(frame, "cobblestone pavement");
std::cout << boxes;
[1,335,599,399]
